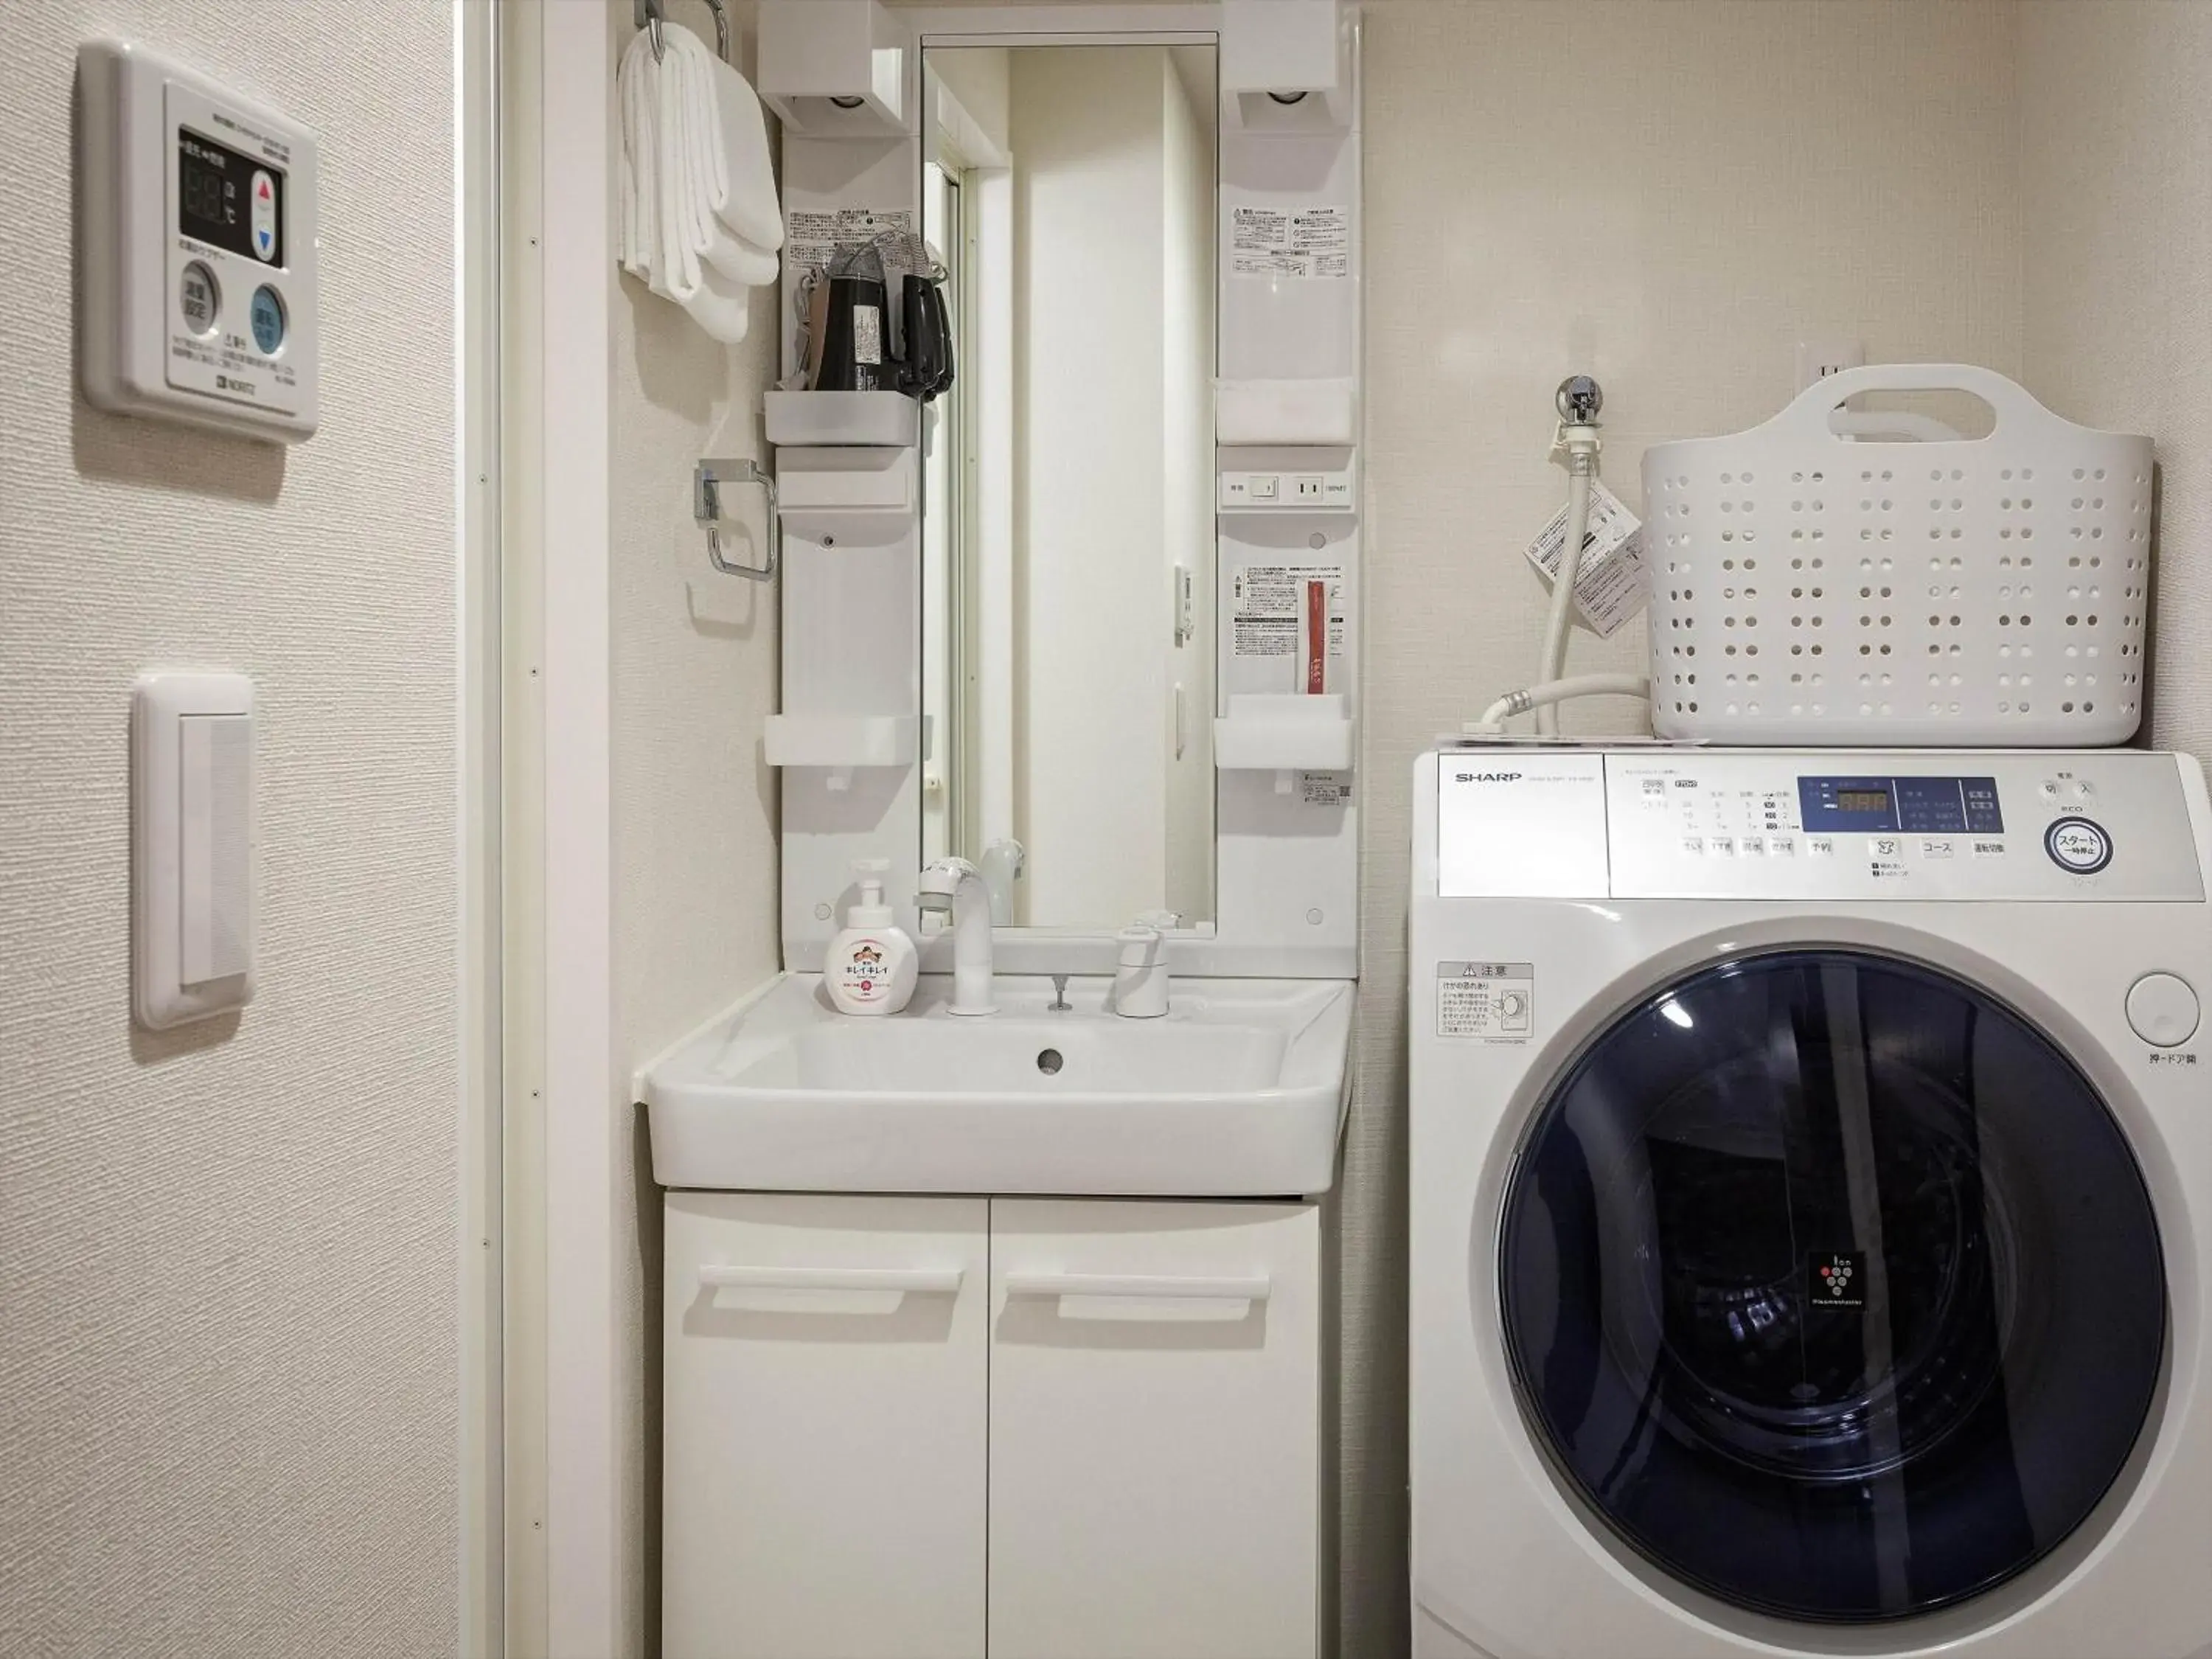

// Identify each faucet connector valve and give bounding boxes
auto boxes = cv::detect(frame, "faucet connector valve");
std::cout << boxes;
[1555,375,1603,427]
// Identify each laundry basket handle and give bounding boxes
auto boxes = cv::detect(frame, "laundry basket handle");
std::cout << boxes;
[1765,362,2053,445]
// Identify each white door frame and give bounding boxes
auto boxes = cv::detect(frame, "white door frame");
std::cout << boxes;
[457,0,506,1651]
[500,2,620,1650]
[532,2,618,1654]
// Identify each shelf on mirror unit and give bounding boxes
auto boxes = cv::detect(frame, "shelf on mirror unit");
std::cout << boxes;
[1214,694,1354,772]
[763,714,917,771]
[764,390,919,449]
[1216,377,1357,447]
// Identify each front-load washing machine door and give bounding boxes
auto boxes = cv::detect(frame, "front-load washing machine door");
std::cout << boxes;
[1498,948,2166,1627]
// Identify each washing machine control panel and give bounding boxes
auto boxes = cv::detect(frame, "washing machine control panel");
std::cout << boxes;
[1611,752,2202,900]
[1436,751,2204,900]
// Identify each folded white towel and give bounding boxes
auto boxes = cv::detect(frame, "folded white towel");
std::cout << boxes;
[679,26,782,254]
[703,232,779,290]
[617,21,781,344]
[681,247,754,343]
[654,38,737,338]
[619,31,658,282]
[671,30,778,291]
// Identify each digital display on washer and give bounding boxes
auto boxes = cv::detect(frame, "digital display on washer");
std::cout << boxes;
[1798,775,2003,835]
[178,128,283,266]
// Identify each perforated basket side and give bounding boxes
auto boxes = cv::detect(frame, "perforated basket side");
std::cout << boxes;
[1641,366,2151,747]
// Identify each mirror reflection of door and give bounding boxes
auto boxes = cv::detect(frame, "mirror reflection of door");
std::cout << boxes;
[919,156,967,877]
[922,42,1219,932]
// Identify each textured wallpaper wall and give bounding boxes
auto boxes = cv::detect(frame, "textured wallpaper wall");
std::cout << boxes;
[605,3,785,1654]
[2020,1,2212,762]
[1348,2,2022,1650]
[0,1,459,1656]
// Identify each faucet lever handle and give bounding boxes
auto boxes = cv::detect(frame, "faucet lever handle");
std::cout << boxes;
[1049,974,1072,1012]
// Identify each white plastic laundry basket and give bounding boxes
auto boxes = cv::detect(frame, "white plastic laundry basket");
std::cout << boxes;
[1641,364,2152,746]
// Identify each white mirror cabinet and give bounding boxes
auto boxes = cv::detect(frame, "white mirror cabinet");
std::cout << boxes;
[660,7,1362,1655]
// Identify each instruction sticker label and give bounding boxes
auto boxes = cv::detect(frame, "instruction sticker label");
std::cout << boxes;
[1438,961,1536,1040]
[1232,204,1352,279]
[1523,479,1649,638]
[1233,564,1347,661]
[1300,773,1352,807]
[785,207,917,279]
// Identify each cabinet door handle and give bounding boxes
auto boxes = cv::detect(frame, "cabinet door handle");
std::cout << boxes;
[1002,1273,1270,1320]
[698,1265,964,1295]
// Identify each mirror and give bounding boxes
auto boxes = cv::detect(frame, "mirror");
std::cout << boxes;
[919,41,1220,932]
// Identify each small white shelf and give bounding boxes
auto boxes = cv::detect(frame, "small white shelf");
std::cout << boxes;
[1214,695,1353,771]
[765,391,919,449]
[764,714,917,770]
[1217,378,1357,447]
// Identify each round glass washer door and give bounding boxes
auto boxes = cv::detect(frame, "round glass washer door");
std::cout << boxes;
[1499,949,2166,1625]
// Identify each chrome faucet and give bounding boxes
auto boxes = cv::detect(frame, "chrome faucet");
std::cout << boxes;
[917,857,997,1016]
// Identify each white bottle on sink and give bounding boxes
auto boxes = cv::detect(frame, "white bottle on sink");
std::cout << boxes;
[826,859,917,1016]
[1113,921,1171,1018]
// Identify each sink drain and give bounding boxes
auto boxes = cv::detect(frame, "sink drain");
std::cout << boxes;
[1036,1048,1064,1076]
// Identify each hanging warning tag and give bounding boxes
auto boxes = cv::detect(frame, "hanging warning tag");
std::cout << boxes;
[1523,479,1649,637]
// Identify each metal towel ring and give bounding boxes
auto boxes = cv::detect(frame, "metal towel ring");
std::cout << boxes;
[695,459,779,582]
[636,0,731,64]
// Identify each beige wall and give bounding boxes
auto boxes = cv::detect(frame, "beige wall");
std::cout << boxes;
[1348,2,2023,1650]
[2020,0,2212,761]
[0,1,461,1655]
[606,2,785,1654]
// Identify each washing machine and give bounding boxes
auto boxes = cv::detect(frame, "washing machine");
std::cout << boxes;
[1409,745,2212,1659]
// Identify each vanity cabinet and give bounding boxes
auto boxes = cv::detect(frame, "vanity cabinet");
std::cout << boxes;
[661,1193,991,1659]
[663,1192,1324,1659]
[987,1199,1321,1659]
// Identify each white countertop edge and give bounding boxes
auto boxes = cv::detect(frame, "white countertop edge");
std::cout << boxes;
[630,970,791,1105]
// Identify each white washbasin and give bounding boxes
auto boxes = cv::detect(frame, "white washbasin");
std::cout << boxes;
[642,974,1354,1197]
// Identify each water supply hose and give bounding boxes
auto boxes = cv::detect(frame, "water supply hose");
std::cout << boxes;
[1534,463,1594,734]
[1532,376,1604,735]
[1465,673,1652,736]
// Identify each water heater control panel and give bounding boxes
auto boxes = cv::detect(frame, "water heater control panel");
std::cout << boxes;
[77,39,319,442]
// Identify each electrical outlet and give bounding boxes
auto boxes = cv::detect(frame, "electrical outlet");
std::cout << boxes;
[1796,337,1864,393]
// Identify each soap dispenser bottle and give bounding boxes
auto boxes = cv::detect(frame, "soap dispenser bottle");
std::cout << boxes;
[826,859,917,1016]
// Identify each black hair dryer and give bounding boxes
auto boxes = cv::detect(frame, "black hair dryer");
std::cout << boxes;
[816,246,891,392]
[897,273,956,403]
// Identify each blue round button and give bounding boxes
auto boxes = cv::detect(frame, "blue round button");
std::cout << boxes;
[249,285,286,355]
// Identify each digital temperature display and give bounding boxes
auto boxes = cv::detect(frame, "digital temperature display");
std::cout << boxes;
[1799,775,2005,835]
[178,128,282,266]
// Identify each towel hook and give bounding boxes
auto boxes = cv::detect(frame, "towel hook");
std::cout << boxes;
[635,0,731,64]
[695,458,779,582]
